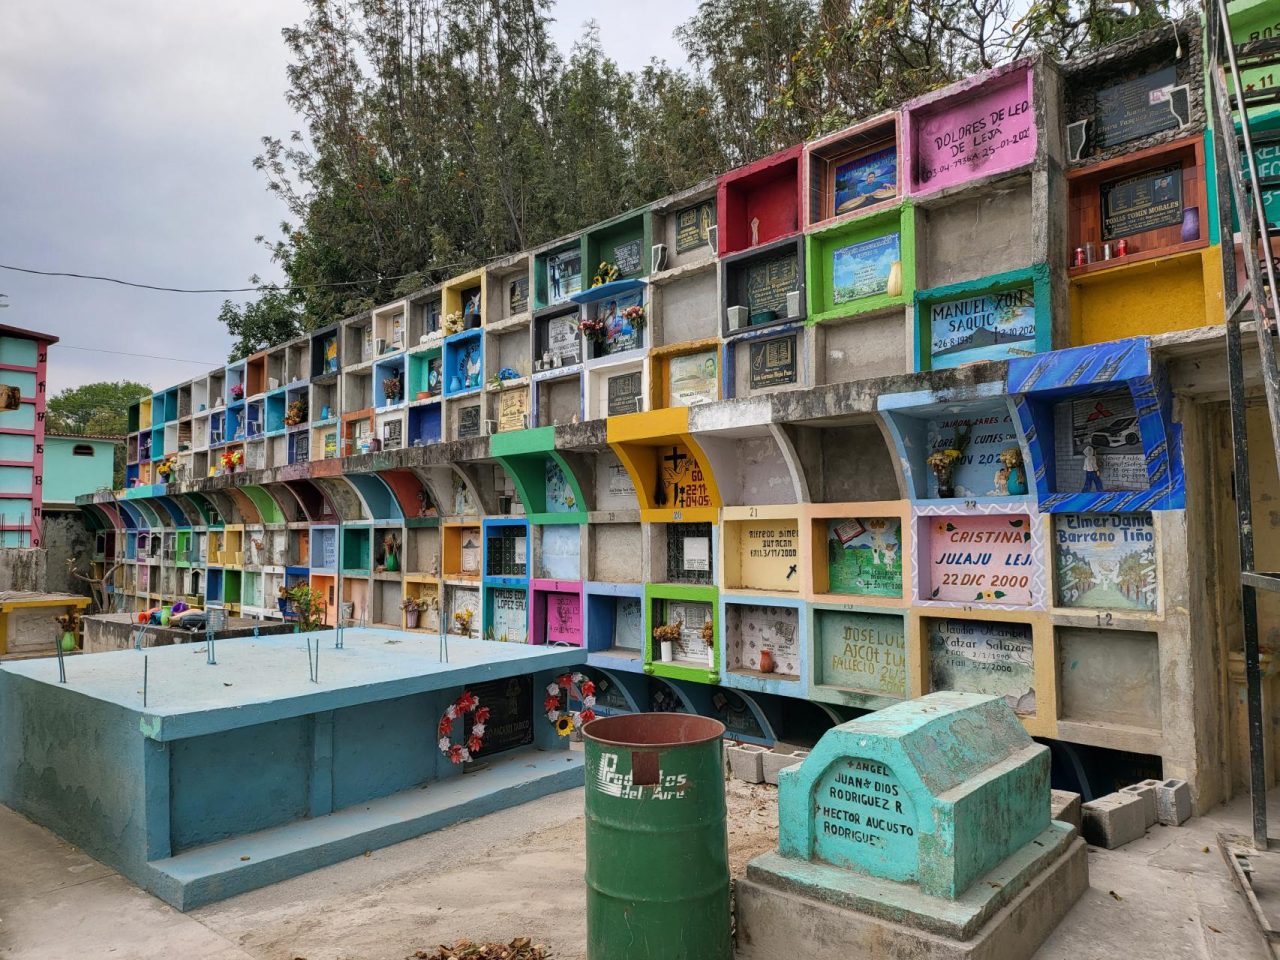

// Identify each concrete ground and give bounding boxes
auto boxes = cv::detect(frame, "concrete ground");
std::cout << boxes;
[1,778,1275,960]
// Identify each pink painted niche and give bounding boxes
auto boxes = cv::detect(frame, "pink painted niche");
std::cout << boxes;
[530,578,584,646]
[905,61,1037,197]
[918,512,1039,607]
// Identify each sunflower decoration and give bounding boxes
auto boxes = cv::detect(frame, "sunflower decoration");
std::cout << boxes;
[545,672,597,735]
[590,261,619,288]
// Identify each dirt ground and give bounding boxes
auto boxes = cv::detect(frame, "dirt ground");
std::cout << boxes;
[187,779,777,960]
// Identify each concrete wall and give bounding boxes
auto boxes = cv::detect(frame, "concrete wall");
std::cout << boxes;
[0,547,46,592]
[788,422,901,503]
[655,270,719,345]
[588,523,643,583]
[43,509,93,596]
[918,177,1034,290]
[818,311,909,385]
[83,614,296,654]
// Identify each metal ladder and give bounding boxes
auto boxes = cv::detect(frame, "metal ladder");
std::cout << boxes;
[1209,0,1280,852]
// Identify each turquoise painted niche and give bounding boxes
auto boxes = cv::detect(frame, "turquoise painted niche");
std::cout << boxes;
[777,691,1049,900]
[913,264,1053,372]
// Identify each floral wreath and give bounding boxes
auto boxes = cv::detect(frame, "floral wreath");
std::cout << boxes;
[437,689,489,764]
[544,672,596,736]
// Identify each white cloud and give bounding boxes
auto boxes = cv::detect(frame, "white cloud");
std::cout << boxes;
[0,1,690,397]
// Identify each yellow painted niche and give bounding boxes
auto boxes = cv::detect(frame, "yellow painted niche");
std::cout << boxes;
[1069,246,1224,345]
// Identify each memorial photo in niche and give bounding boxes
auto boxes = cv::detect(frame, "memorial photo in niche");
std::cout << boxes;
[927,617,1035,715]
[546,249,581,304]
[727,604,799,676]
[593,289,643,355]
[926,514,1035,605]
[832,144,897,216]
[675,200,715,253]
[1059,391,1146,492]
[668,350,718,406]
[929,287,1036,368]
[832,233,900,304]
[826,517,903,597]
[815,609,906,698]
[1101,164,1184,241]
[1055,512,1157,610]
[509,276,529,315]
[749,335,798,390]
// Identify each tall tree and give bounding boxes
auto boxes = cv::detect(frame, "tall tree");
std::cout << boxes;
[219,288,305,361]
[47,381,152,437]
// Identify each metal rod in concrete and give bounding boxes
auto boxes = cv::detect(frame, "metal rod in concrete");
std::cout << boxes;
[142,655,149,707]
[53,631,66,684]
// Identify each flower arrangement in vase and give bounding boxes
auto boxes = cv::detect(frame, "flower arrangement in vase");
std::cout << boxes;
[220,449,244,473]
[653,619,682,662]
[578,316,607,341]
[284,398,307,426]
[54,608,82,653]
[382,372,403,404]
[443,311,466,335]
[621,303,645,328]
[400,595,421,628]
[230,383,245,401]
[155,456,177,481]
[453,607,475,636]
[590,261,619,287]
[926,425,969,498]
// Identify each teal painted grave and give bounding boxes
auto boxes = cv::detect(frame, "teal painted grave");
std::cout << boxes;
[738,692,1087,958]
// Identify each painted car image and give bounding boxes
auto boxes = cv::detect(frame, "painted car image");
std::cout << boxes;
[1090,416,1141,448]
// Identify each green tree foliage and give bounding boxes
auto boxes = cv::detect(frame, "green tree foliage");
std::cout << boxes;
[47,380,153,488]
[47,381,152,437]
[232,0,1191,337]
[219,288,305,362]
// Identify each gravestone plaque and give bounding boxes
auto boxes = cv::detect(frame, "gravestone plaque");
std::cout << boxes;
[749,335,798,390]
[1100,163,1183,240]
[607,371,644,416]
[509,276,529,314]
[929,287,1036,368]
[546,313,580,363]
[814,757,918,878]
[612,596,643,650]
[927,618,1035,715]
[814,609,906,697]
[1060,390,1146,492]
[925,514,1035,605]
[457,405,481,440]
[292,433,309,464]
[744,253,799,319]
[833,233,899,303]
[1095,66,1178,150]
[545,249,581,304]
[596,289,643,355]
[913,75,1035,189]
[666,521,713,583]
[545,591,581,644]
[613,237,643,275]
[662,599,713,662]
[675,200,715,252]
[497,389,528,432]
[465,674,533,754]
[537,524,580,580]
[490,587,528,643]
[1054,512,1157,610]
[382,418,402,450]
[668,351,718,407]
[826,517,902,597]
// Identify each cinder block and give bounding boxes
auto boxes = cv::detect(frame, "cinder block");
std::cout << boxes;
[1051,789,1082,833]
[1156,779,1192,826]
[1121,779,1160,828]
[1081,792,1147,849]
[727,743,766,783]
[761,749,811,785]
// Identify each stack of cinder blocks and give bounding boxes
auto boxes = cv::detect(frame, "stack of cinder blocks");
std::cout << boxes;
[1081,778,1192,849]
[725,743,810,784]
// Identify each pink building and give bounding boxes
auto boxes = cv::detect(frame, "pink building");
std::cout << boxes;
[0,324,59,547]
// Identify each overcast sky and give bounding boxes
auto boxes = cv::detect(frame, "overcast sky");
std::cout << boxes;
[0,2,689,397]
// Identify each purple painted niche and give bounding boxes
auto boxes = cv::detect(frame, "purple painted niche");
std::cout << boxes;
[907,61,1037,196]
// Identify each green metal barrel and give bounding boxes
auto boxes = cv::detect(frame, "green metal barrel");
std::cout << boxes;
[582,713,730,960]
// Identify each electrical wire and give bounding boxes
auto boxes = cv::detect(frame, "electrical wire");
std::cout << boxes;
[0,252,504,295]
[55,344,218,365]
